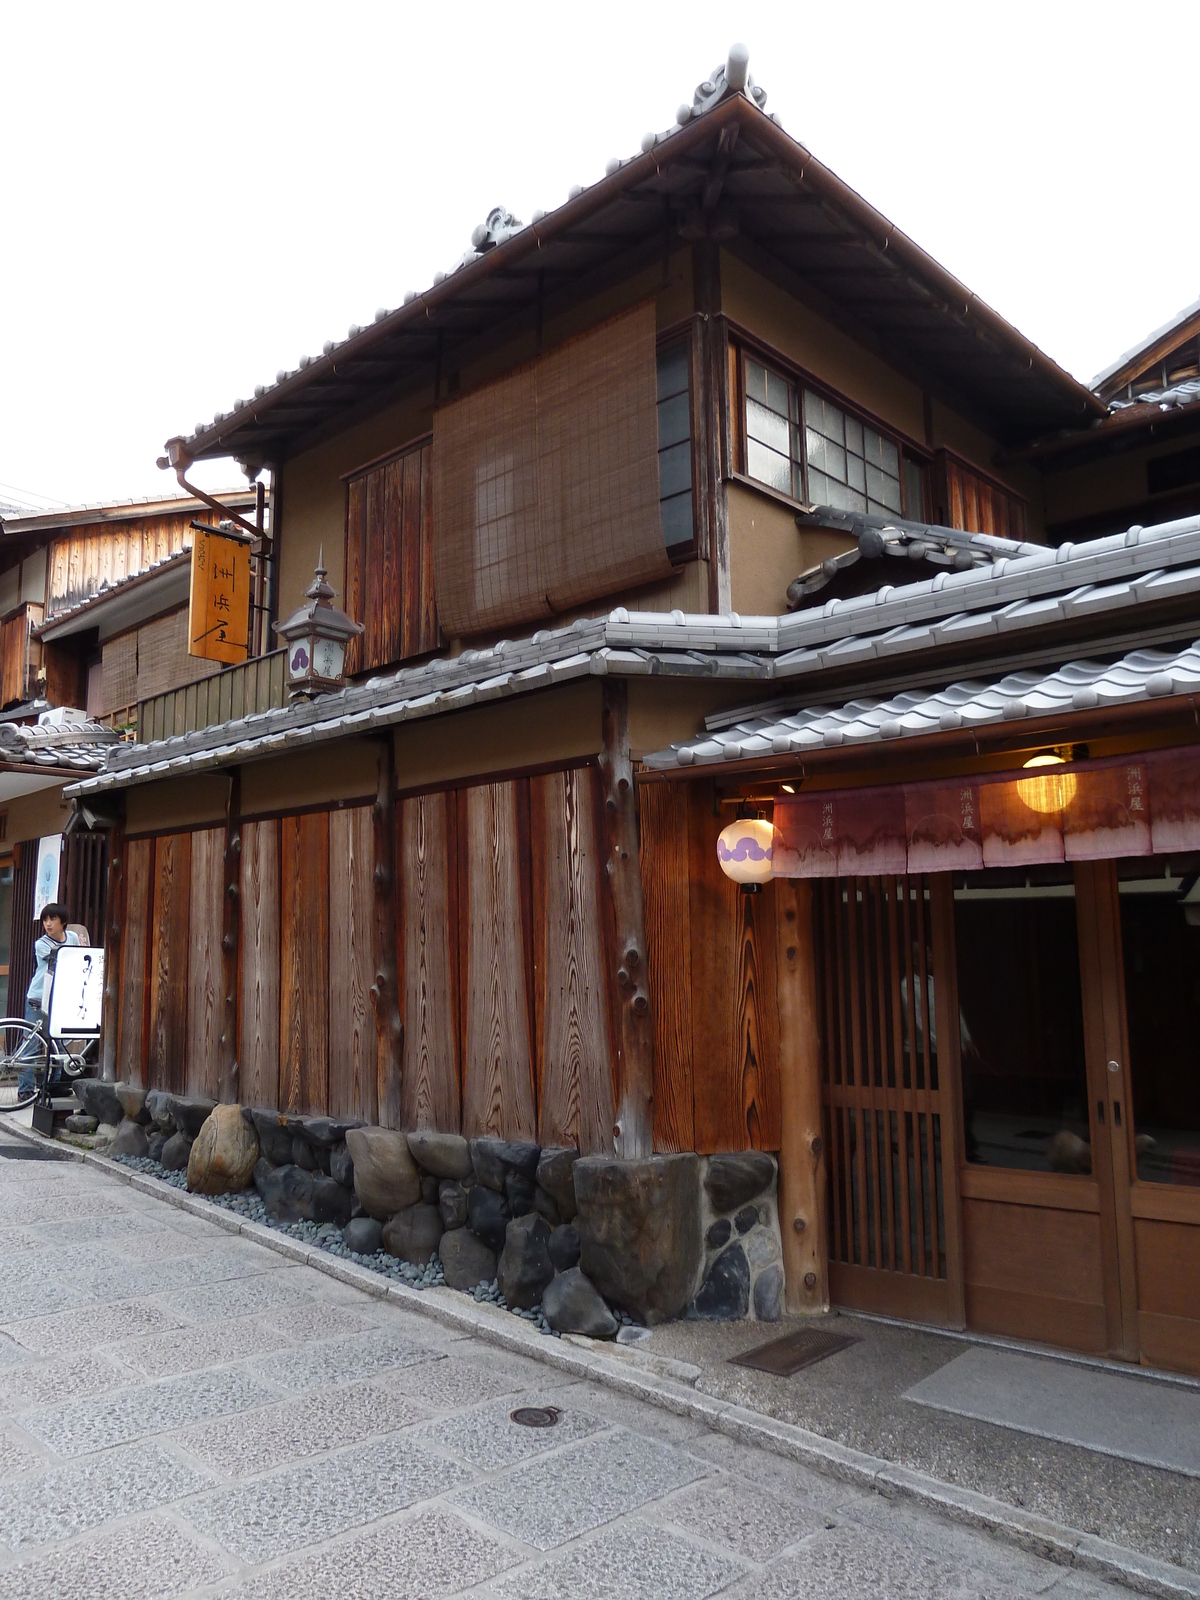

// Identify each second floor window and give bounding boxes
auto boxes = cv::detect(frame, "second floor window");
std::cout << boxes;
[657,341,694,555]
[743,356,913,519]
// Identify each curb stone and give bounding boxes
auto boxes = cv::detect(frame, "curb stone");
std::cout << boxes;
[4,1118,1198,1600]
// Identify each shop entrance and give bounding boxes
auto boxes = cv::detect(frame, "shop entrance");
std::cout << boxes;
[814,862,1200,1375]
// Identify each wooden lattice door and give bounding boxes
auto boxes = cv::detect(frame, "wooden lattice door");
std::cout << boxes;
[814,874,965,1326]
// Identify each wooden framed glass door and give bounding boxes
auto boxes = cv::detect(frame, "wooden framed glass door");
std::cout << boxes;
[1080,858,1200,1376]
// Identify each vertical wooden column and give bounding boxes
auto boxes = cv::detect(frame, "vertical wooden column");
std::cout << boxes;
[218,772,241,1104]
[599,681,654,1159]
[99,819,125,1083]
[692,237,730,615]
[928,873,968,1329]
[775,878,830,1314]
[370,737,403,1128]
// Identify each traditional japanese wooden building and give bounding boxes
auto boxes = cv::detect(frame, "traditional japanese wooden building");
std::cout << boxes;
[63,50,1200,1372]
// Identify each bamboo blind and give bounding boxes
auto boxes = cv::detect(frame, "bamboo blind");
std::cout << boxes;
[433,300,672,637]
[101,630,138,715]
[135,608,217,704]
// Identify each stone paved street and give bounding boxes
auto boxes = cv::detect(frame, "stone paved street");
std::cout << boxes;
[0,1129,1143,1599]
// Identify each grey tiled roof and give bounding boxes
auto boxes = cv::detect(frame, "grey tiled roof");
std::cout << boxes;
[35,548,190,636]
[643,641,1200,770]
[0,718,117,774]
[65,509,1200,798]
[1108,376,1200,415]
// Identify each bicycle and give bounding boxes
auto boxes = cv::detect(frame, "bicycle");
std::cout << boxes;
[0,1016,97,1112]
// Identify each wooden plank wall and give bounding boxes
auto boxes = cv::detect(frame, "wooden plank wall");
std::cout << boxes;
[114,766,623,1147]
[639,776,782,1154]
[185,828,224,1099]
[238,819,280,1108]
[279,813,329,1115]
[532,768,615,1153]
[399,793,458,1132]
[117,837,153,1085]
[147,832,191,1093]
[329,806,375,1123]
[343,439,441,675]
[46,513,196,618]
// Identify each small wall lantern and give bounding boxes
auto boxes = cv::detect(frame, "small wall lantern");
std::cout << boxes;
[273,552,363,699]
[1017,752,1078,816]
[717,816,774,891]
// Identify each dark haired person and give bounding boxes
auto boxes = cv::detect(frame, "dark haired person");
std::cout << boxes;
[17,903,79,1098]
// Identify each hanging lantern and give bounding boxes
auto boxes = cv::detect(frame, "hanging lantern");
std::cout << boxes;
[1016,752,1078,816]
[717,816,774,888]
[273,551,364,699]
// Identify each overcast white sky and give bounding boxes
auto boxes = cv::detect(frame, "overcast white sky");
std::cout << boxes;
[3,1,1197,510]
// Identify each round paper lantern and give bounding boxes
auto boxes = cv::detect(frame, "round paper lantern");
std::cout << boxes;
[717,817,774,885]
[1016,753,1078,816]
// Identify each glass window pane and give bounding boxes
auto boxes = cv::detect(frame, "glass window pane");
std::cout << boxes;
[863,428,883,469]
[765,368,792,417]
[807,468,830,505]
[747,397,791,456]
[657,391,690,451]
[825,477,866,514]
[844,416,863,458]
[879,435,899,478]
[660,490,694,546]
[657,440,692,499]
[1119,867,1200,1186]
[953,867,1092,1172]
[804,390,844,444]
[747,438,794,495]
[656,343,689,402]
[866,462,902,513]
[847,455,866,494]
[745,359,767,405]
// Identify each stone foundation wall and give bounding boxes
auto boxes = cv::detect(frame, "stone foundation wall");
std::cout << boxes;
[74,1082,785,1332]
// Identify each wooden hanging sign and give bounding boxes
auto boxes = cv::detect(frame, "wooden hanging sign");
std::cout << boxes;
[188,526,251,664]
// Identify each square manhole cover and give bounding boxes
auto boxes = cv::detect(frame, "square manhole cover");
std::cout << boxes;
[729,1327,859,1377]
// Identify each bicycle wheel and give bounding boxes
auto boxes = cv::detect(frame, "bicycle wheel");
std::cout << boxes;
[0,1019,50,1112]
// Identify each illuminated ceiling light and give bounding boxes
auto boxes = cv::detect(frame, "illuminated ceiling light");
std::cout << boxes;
[781,783,795,794]
[1016,752,1078,815]
[717,817,774,890]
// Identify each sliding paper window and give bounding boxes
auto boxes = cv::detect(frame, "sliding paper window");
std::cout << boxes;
[656,342,694,554]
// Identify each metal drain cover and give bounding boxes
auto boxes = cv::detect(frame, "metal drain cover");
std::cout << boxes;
[509,1405,560,1428]
[729,1328,859,1377]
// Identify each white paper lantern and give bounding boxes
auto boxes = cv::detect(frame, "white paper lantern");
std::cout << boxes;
[717,817,774,886]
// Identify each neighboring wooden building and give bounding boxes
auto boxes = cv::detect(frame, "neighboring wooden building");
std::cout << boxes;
[0,490,265,1012]
[63,52,1200,1372]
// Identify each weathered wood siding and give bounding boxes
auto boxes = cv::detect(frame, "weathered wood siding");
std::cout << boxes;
[344,439,441,675]
[639,775,782,1154]
[46,513,195,618]
[115,764,623,1145]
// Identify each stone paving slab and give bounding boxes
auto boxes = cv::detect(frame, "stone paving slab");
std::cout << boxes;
[250,1327,447,1393]
[490,1516,748,1600]
[18,1366,282,1458]
[450,1427,710,1551]
[0,1515,231,1600]
[0,1297,186,1352]
[223,1506,522,1599]
[155,1267,313,1324]
[182,1432,476,1563]
[177,1379,429,1478]
[413,1393,603,1469]
[0,1439,214,1553]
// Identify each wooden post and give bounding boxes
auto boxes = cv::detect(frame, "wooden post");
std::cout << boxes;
[369,736,403,1128]
[599,680,654,1158]
[775,877,830,1314]
[99,820,125,1083]
[218,772,241,1104]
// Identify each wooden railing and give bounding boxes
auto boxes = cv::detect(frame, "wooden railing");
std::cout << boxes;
[137,648,287,742]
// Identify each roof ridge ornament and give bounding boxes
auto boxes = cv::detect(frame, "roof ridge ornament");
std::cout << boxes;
[678,43,766,124]
[470,206,525,253]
